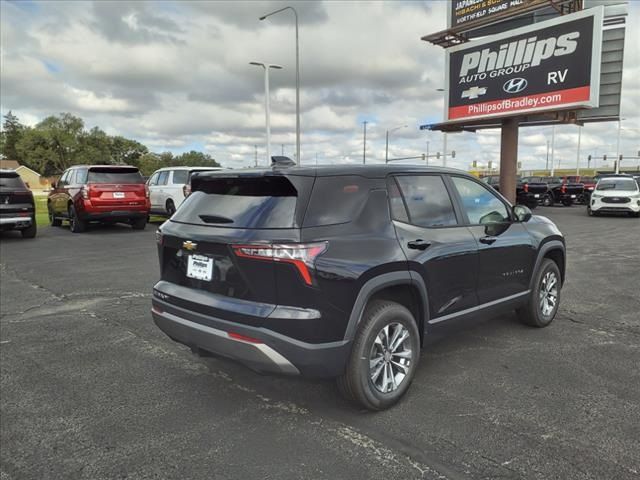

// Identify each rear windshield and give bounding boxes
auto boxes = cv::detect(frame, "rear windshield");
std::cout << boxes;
[173,175,299,228]
[88,167,143,184]
[303,176,372,227]
[596,178,638,191]
[0,172,26,190]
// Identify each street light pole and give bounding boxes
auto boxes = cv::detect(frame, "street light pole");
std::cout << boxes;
[385,124,408,163]
[615,119,622,174]
[576,125,582,176]
[260,6,300,165]
[250,62,283,165]
[362,121,368,164]
[550,125,556,176]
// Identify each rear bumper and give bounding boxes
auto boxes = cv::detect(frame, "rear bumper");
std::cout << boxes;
[0,215,33,229]
[518,192,545,204]
[151,295,351,378]
[80,211,148,221]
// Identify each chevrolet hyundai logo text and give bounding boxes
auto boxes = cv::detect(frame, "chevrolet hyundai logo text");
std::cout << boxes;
[503,78,528,94]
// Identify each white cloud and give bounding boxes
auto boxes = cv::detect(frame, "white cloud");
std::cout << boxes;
[1,0,639,172]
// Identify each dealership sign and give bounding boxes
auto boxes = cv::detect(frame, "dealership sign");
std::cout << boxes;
[445,7,604,122]
[448,0,546,30]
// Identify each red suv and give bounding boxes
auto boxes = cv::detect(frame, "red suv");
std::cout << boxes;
[48,165,150,233]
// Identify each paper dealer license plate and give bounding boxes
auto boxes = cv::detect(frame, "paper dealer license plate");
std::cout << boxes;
[571,194,576,198]
[534,194,540,198]
[113,192,125,198]
[187,254,214,281]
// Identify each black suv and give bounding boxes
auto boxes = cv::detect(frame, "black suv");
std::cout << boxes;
[152,165,566,410]
[0,169,37,238]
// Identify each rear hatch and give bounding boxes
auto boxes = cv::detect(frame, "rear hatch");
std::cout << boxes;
[156,172,314,322]
[520,178,548,195]
[0,172,34,217]
[86,167,147,209]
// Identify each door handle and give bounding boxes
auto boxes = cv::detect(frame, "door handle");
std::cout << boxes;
[479,236,497,245]
[407,239,431,250]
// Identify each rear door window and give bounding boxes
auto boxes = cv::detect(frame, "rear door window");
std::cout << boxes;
[172,170,188,184]
[88,167,143,184]
[75,168,88,184]
[303,176,373,227]
[393,175,457,227]
[157,171,169,186]
[173,175,304,228]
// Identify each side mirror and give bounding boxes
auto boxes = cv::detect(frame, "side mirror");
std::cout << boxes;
[513,205,532,223]
[51,182,57,189]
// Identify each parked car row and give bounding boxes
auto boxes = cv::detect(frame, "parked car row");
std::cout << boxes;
[43,164,225,234]
[483,175,585,208]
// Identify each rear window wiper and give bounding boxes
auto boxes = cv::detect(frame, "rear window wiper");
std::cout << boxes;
[198,214,234,224]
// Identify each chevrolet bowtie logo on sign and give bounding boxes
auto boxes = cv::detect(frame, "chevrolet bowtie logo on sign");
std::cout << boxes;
[503,78,528,94]
[445,7,603,122]
[182,241,198,251]
[461,86,487,99]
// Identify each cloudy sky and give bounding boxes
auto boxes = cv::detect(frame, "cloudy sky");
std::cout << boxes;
[1,0,639,171]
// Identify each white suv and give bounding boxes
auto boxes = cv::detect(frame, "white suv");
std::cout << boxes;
[147,167,223,216]
[588,176,640,218]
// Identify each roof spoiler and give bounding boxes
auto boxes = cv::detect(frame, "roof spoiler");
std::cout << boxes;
[271,156,296,168]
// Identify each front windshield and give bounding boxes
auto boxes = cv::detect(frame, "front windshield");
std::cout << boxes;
[596,179,638,191]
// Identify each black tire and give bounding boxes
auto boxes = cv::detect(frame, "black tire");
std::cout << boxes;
[131,217,147,230]
[527,202,538,210]
[562,199,573,207]
[166,199,176,217]
[629,212,640,218]
[21,223,37,238]
[337,300,420,411]
[48,205,62,226]
[587,206,594,216]
[69,205,86,233]
[516,258,561,328]
[542,194,553,207]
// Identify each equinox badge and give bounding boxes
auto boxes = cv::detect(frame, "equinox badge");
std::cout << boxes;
[183,240,198,251]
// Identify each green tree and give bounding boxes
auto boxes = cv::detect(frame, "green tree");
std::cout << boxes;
[173,150,220,167]
[16,113,85,175]
[1,111,25,161]
[109,136,148,166]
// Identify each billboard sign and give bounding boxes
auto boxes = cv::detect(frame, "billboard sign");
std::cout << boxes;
[445,7,604,122]
[448,0,547,31]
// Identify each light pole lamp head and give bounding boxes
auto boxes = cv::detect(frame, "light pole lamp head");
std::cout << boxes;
[249,61,265,68]
[269,64,284,70]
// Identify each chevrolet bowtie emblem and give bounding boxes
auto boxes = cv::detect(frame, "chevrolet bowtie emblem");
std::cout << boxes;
[461,86,487,99]
[182,240,198,251]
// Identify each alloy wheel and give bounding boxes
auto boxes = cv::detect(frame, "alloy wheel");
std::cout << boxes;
[369,322,413,393]
[539,271,558,317]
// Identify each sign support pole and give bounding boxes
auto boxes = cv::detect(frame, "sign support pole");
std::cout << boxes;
[500,117,519,204]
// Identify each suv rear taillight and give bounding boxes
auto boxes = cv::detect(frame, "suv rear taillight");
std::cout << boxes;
[145,185,150,198]
[81,186,89,199]
[232,242,328,285]
[183,184,191,198]
[523,183,529,193]
[561,184,567,194]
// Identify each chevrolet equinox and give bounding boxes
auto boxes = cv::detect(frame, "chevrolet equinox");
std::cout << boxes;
[152,163,565,410]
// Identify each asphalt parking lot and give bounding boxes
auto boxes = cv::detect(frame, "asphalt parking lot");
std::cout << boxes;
[1,206,639,480]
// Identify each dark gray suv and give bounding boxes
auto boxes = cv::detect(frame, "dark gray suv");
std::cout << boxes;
[152,164,566,410]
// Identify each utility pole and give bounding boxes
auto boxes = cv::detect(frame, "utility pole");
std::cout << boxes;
[615,120,622,174]
[576,125,582,176]
[550,125,556,176]
[443,133,448,167]
[281,144,284,155]
[362,121,368,164]
[546,140,550,171]
[426,141,430,166]
[254,145,258,167]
